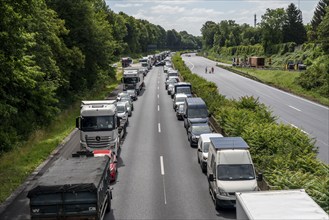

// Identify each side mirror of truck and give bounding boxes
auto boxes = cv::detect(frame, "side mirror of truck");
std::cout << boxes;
[208,174,214,182]
[197,149,202,152]
[75,117,80,129]
[257,173,263,182]
[116,117,121,128]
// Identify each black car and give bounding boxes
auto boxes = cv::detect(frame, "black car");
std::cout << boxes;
[187,123,212,147]
[155,60,165,66]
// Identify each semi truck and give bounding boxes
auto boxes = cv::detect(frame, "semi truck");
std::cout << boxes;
[122,63,145,95]
[236,189,329,220]
[76,100,125,155]
[27,156,112,220]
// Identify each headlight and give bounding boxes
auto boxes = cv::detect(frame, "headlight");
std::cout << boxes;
[218,188,230,196]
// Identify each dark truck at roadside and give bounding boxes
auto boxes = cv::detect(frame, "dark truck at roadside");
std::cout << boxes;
[27,156,112,220]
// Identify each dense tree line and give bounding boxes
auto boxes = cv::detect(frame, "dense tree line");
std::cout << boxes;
[0,0,200,153]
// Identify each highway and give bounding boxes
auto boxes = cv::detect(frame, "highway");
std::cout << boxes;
[0,66,235,219]
[182,53,329,164]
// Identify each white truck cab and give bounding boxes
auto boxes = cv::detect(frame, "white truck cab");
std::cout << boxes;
[76,100,121,155]
[197,133,223,173]
[207,137,260,210]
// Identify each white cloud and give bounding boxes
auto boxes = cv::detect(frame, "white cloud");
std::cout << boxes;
[151,5,186,14]
[113,3,143,8]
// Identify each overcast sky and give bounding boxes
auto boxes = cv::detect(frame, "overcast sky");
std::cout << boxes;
[105,0,319,36]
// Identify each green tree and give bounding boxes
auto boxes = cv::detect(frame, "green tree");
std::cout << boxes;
[310,0,329,40]
[200,21,217,49]
[317,7,329,54]
[283,3,307,45]
[260,8,286,53]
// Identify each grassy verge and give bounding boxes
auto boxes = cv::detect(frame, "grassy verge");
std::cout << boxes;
[219,65,329,106]
[0,78,120,204]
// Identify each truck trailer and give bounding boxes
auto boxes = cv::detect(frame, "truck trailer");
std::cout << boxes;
[122,63,145,95]
[27,156,112,220]
[236,189,328,220]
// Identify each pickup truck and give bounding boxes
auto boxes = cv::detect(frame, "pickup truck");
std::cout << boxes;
[27,156,112,220]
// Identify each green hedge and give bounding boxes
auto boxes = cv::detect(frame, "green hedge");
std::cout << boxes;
[173,53,329,213]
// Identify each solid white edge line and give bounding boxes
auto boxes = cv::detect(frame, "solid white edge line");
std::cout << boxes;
[289,105,302,112]
[290,123,309,135]
[158,123,161,133]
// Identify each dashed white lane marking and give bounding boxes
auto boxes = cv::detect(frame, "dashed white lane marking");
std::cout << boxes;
[158,123,161,133]
[160,156,167,205]
[158,86,159,90]
[289,105,301,112]
[158,105,160,111]
[157,94,159,99]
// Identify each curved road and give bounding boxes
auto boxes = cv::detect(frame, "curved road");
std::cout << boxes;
[0,66,235,219]
[182,53,329,163]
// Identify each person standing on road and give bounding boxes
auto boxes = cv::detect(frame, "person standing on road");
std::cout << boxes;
[211,66,214,73]
[205,67,207,74]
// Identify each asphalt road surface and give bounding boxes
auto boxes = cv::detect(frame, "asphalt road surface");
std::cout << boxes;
[182,53,329,163]
[0,66,235,219]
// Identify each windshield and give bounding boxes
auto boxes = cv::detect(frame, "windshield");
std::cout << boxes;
[203,142,210,153]
[176,86,191,94]
[191,125,211,135]
[187,108,208,118]
[81,116,114,131]
[217,164,255,181]
[123,77,138,84]
[176,96,186,102]
[117,105,126,113]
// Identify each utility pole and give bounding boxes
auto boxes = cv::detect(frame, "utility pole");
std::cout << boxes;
[254,14,257,27]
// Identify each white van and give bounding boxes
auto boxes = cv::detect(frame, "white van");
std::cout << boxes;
[197,133,223,173]
[207,137,260,210]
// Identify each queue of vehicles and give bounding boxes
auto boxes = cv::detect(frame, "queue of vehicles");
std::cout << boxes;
[162,56,327,218]
[26,52,174,220]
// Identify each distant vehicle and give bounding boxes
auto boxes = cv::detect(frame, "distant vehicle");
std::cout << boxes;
[165,76,179,90]
[183,97,209,131]
[155,60,165,66]
[176,103,185,120]
[187,123,212,147]
[27,156,112,220]
[166,69,179,80]
[139,57,151,70]
[116,101,130,123]
[126,89,138,101]
[173,93,187,110]
[93,149,118,182]
[197,133,223,173]
[172,82,192,98]
[122,63,145,95]
[121,57,133,68]
[207,137,261,210]
[117,92,134,111]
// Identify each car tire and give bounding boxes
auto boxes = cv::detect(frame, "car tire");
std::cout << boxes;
[106,193,111,213]
[197,153,200,163]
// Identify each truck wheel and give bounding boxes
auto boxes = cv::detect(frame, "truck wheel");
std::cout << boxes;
[106,193,111,213]
[197,153,200,163]
[215,198,221,211]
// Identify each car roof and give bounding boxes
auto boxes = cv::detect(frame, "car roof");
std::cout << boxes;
[117,101,128,106]
[200,133,223,141]
[175,93,187,98]
[191,123,210,127]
